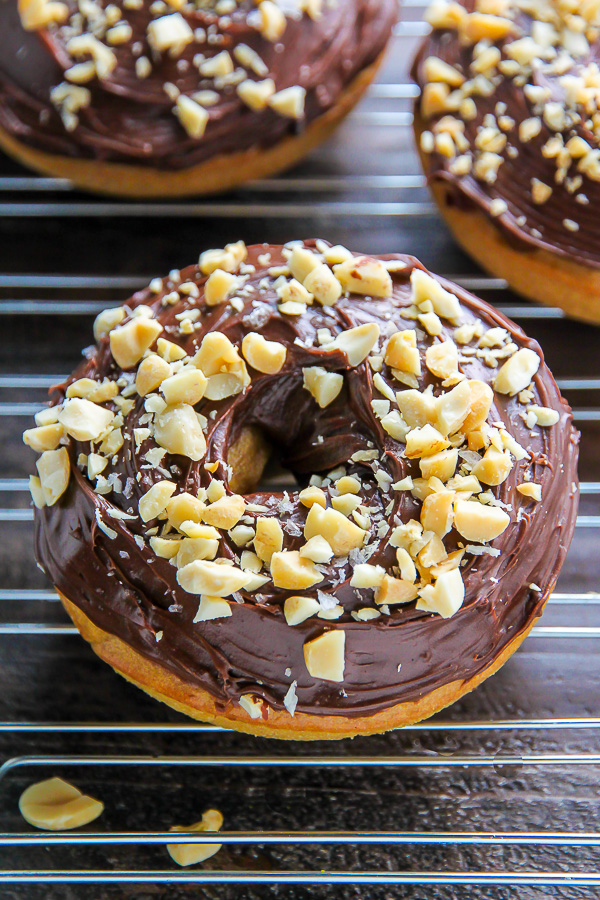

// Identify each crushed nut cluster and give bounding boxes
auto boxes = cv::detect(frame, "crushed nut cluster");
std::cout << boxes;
[17,0,317,135]
[418,0,600,238]
[24,239,559,707]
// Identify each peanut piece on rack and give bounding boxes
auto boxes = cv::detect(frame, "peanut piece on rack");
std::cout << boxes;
[19,777,104,831]
[270,551,322,589]
[36,448,70,506]
[334,256,392,297]
[454,499,510,542]
[167,809,224,867]
[177,559,249,596]
[284,594,320,625]
[242,333,287,374]
[303,630,345,682]
[154,404,206,461]
[494,348,540,396]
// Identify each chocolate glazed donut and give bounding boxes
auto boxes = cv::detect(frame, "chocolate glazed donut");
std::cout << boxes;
[0,0,397,196]
[412,0,600,324]
[24,240,579,739]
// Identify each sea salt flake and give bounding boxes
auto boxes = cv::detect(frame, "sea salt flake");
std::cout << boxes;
[283,680,298,716]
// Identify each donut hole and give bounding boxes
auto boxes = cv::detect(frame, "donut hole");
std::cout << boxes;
[224,372,378,498]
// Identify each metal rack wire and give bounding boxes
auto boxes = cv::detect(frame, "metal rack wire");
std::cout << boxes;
[0,8,599,894]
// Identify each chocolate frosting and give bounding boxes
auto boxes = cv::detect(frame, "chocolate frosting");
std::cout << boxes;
[412,0,600,269]
[31,242,579,719]
[0,0,396,169]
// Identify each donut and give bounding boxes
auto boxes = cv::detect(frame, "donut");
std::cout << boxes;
[24,239,579,739]
[0,0,396,197]
[412,0,600,324]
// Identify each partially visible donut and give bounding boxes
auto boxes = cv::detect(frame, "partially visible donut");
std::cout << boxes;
[24,239,579,739]
[412,0,600,323]
[0,0,397,197]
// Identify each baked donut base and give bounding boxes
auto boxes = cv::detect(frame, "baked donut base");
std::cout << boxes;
[414,112,600,325]
[59,591,548,740]
[0,53,385,199]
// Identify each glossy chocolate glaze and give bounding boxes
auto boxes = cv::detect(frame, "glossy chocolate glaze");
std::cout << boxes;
[412,1,600,269]
[33,242,579,718]
[0,0,396,168]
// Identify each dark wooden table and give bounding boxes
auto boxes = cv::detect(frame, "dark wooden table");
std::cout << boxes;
[0,6,599,898]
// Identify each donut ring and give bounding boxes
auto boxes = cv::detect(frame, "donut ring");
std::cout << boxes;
[26,240,579,739]
[412,0,600,324]
[0,0,396,197]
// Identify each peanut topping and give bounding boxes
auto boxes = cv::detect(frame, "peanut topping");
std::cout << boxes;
[304,504,366,556]
[334,256,393,297]
[177,559,249,596]
[154,404,206,461]
[138,480,177,522]
[454,499,510,542]
[270,551,322,590]
[303,630,345,682]
[110,318,163,369]
[254,517,284,564]
[242,332,287,374]
[303,366,343,408]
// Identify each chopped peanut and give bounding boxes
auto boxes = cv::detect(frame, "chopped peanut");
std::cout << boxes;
[270,551,322,590]
[303,630,345,682]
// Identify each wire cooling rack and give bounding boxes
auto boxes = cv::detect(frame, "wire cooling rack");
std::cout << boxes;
[0,5,599,896]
